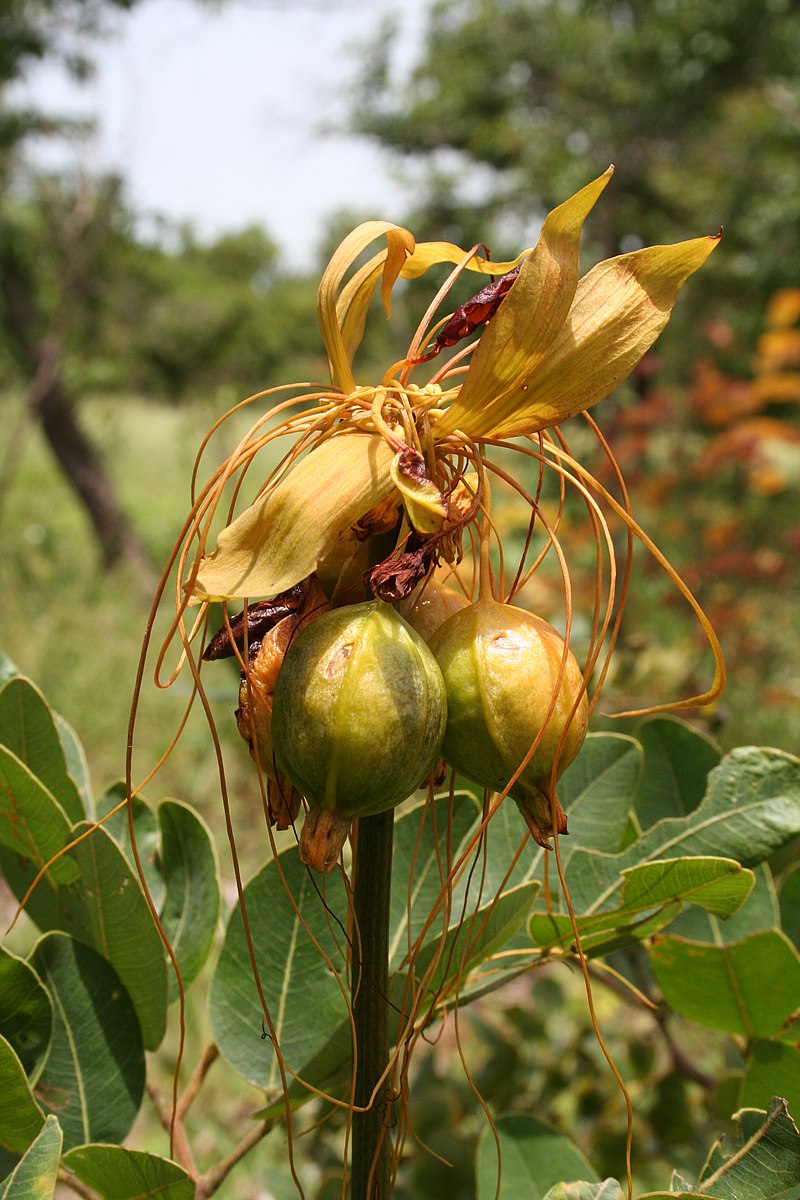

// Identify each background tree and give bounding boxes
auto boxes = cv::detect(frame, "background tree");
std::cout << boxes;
[353,0,800,362]
[0,0,151,572]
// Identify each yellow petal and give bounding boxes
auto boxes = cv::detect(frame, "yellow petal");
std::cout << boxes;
[389,451,447,534]
[400,241,528,281]
[450,233,721,440]
[191,432,396,601]
[435,167,613,438]
[317,222,415,392]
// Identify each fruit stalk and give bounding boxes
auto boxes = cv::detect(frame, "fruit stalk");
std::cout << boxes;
[351,807,394,1199]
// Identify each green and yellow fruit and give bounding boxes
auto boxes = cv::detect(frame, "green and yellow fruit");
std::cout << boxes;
[272,600,447,870]
[429,597,588,845]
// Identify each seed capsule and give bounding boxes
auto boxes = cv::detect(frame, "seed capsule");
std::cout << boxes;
[272,600,447,870]
[429,597,588,846]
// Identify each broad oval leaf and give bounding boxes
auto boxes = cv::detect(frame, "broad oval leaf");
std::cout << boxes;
[97,786,164,910]
[543,1184,623,1200]
[53,713,93,820]
[4,824,168,1053]
[0,1114,61,1200]
[530,858,752,955]
[97,792,220,1001]
[634,715,721,829]
[471,733,642,904]
[0,677,84,824]
[0,949,52,1081]
[476,1113,597,1200]
[29,934,145,1150]
[60,823,168,1050]
[388,793,480,971]
[648,930,800,1038]
[0,747,79,886]
[209,848,351,1093]
[158,800,221,1001]
[695,1098,800,1199]
[557,733,642,854]
[62,1144,194,1200]
[0,1036,44,1155]
[412,882,539,999]
[742,1041,800,1117]
[565,747,800,914]
[529,902,681,957]
[779,863,800,949]
[667,863,780,945]
[620,857,753,918]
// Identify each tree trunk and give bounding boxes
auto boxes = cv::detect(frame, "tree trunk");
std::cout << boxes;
[0,223,155,579]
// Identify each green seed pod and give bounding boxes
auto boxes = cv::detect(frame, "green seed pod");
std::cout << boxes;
[398,577,470,642]
[429,596,588,846]
[272,600,447,868]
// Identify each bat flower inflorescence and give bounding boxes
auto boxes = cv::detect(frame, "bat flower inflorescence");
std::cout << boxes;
[173,165,723,871]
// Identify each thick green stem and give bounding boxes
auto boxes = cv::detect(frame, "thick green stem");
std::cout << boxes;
[351,808,394,1199]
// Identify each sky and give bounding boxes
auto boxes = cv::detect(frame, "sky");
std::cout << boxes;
[18,0,431,268]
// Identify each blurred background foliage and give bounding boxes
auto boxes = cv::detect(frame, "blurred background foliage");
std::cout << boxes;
[0,0,799,1195]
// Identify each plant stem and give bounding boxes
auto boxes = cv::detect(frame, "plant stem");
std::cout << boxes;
[351,808,395,1199]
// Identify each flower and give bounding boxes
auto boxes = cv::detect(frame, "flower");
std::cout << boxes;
[187,167,719,623]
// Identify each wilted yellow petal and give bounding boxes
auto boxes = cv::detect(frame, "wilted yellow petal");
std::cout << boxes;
[191,432,396,601]
[389,451,447,534]
[450,233,720,440]
[318,222,415,392]
[401,241,528,281]
[435,168,613,438]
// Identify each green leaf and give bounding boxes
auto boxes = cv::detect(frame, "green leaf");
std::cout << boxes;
[59,823,168,1050]
[667,864,780,944]
[62,1145,195,1200]
[53,713,93,820]
[97,786,165,910]
[0,1037,44,1155]
[476,1114,597,1199]
[634,716,720,829]
[779,865,800,949]
[621,857,753,917]
[4,824,168,1052]
[0,949,52,1082]
[388,793,481,970]
[29,933,145,1151]
[95,792,220,1002]
[209,847,351,1093]
[565,748,800,914]
[530,858,752,955]
[530,902,681,957]
[742,1042,800,1117]
[640,1193,711,1199]
[0,1115,61,1200]
[696,1098,800,1199]
[0,747,79,886]
[543,1184,623,1200]
[648,930,800,1038]
[472,734,642,901]
[413,882,539,997]
[557,734,642,854]
[0,678,84,824]
[157,800,221,1001]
